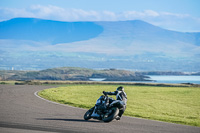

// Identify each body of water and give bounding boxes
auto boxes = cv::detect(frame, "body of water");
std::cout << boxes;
[147,75,200,84]
[89,75,200,84]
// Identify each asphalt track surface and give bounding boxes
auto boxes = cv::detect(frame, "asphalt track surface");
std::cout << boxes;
[0,85,199,133]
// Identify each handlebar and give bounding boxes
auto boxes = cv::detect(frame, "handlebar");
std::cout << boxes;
[103,91,107,96]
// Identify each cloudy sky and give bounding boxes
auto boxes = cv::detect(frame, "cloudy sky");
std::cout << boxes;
[0,0,200,32]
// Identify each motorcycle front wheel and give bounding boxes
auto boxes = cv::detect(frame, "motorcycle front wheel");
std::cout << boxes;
[84,107,94,120]
[102,107,119,122]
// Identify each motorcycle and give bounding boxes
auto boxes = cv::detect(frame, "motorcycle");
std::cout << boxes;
[83,92,124,122]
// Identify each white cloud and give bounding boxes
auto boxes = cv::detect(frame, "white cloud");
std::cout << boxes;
[0,7,35,21]
[0,5,200,32]
[161,12,190,18]
[144,10,160,17]
[30,5,65,16]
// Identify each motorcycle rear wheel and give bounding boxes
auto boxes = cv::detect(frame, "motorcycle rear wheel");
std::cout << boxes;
[102,107,119,122]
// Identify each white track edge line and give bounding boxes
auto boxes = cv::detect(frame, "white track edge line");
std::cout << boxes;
[34,90,87,110]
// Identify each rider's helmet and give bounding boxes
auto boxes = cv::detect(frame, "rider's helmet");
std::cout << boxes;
[116,86,124,91]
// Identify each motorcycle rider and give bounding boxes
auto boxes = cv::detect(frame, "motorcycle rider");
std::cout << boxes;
[103,86,127,120]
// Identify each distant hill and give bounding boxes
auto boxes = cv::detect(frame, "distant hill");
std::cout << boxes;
[1,18,199,47]
[2,67,149,81]
[0,18,103,44]
[0,18,200,71]
[96,20,200,46]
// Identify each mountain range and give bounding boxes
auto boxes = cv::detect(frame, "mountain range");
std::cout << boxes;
[0,18,200,71]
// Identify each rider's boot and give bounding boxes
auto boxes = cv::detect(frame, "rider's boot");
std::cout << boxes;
[115,116,121,121]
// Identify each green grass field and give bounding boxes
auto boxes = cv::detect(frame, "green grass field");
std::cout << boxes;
[38,84,200,126]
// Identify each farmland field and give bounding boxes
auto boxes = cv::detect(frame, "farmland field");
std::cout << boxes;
[38,84,200,126]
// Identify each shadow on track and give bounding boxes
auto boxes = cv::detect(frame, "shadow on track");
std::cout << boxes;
[0,121,78,133]
[37,118,102,123]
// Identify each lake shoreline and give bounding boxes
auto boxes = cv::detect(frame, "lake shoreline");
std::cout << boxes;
[1,80,200,87]
[146,75,200,84]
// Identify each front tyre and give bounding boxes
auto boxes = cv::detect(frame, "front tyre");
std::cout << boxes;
[103,107,119,122]
[84,107,94,120]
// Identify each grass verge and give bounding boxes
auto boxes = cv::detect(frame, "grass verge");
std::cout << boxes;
[38,84,199,126]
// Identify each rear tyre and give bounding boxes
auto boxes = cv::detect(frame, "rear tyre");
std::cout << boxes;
[84,107,94,120]
[102,107,119,122]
